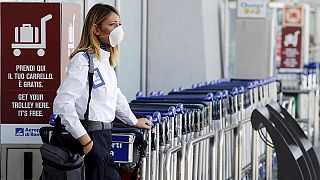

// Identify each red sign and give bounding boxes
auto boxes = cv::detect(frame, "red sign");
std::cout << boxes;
[280,27,302,69]
[1,3,61,124]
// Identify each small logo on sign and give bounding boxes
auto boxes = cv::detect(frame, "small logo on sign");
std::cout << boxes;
[15,128,40,136]
[284,6,304,26]
[15,128,24,136]
[24,128,40,136]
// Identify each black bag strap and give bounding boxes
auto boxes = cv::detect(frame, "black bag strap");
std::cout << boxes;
[52,51,93,130]
[83,51,94,121]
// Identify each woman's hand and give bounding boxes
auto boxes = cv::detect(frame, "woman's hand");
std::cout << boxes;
[83,140,93,155]
[134,118,152,130]
[78,134,93,155]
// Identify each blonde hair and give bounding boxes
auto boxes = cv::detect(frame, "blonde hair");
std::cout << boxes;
[70,4,120,67]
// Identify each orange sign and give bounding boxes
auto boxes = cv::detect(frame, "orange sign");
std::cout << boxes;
[283,5,304,26]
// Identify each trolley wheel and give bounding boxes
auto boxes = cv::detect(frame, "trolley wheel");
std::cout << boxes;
[13,49,21,56]
[37,49,45,56]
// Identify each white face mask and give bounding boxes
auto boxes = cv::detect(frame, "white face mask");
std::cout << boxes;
[108,26,124,47]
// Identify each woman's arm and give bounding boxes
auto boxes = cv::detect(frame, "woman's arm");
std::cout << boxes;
[115,88,151,129]
[53,55,89,139]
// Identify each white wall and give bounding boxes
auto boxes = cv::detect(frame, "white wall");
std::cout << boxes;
[147,0,222,93]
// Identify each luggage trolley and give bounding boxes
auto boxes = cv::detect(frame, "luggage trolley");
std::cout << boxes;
[230,78,277,179]
[198,80,255,179]
[12,14,52,56]
[213,81,255,179]
[189,78,276,179]
[136,93,216,180]
[115,112,162,180]
[111,115,153,180]
[130,101,211,180]
[135,95,206,180]
[253,79,273,180]
[141,97,208,179]
[128,77,278,180]
[132,106,179,180]
[170,86,242,180]
[132,107,178,180]
[279,66,319,146]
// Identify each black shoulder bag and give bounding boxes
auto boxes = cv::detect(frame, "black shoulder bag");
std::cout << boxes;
[48,51,94,154]
[39,51,94,180]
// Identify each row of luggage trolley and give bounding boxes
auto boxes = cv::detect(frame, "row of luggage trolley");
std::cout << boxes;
[278,63,320,147]
[111,77,279,180]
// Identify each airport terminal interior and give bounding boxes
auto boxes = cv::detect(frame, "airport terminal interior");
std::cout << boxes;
[1,0,320,179]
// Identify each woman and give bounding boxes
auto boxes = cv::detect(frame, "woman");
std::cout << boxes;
[53,3,151,180]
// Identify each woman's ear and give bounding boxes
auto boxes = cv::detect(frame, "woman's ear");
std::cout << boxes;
[93,24,100,36]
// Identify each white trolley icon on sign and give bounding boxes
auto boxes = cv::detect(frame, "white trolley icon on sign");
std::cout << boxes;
[11,14,52,57]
